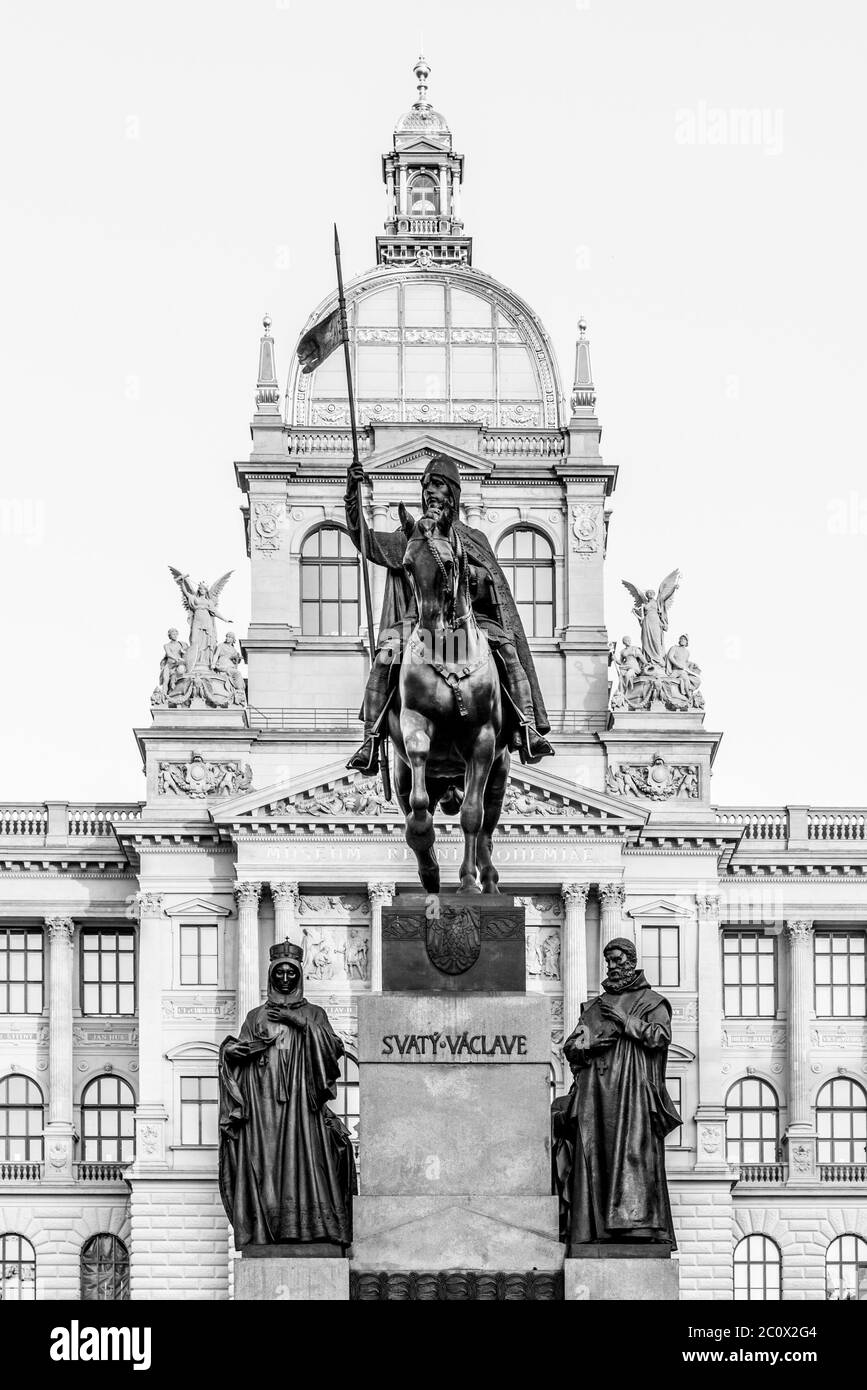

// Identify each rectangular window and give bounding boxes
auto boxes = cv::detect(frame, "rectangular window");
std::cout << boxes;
[179,1075,219,1146]
[665,1077,682,1146]
[404,283,445,327]
[814,931,866,1017]
[722,931,776,1018]
[356,286,398,326]
[451,345,494,399]
[179,924,219,987]
[641,925,680,988]
[356,345,399,397]
[498,345,538,395]
[449,288,492,328]
[0,928,43,1014]
[81,931,136,1015]
[405,344,447,398]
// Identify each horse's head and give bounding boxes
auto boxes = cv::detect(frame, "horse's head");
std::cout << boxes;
[403,516,468,633]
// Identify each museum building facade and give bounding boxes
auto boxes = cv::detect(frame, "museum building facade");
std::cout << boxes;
[0,60,865,1302]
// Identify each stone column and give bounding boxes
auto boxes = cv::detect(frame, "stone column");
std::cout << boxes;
[693,894,728,1171]
[398,166,407,216]
[271,881,300,947]
[785,919,817,1182]
[367,882,395,993]
[235,882,262,1024]
[131,892,168,1170]
[560,884,589,1043]
[598,882,626,958]
[369,501,390,623]
[43,916,75,1181]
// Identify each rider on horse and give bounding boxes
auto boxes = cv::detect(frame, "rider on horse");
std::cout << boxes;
[344,453,554,777]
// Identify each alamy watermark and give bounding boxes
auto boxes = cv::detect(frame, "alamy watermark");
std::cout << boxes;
[675,103,784,157]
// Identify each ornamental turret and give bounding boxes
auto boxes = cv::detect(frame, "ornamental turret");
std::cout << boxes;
[376,55,472,269]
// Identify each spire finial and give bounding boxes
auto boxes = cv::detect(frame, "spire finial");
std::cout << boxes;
[570,317,596,416]
[255,314,280,416]
[413,54,431,110]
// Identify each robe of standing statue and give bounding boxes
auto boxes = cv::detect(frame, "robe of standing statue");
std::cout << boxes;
[218,940,356,1249]
[553,937,680,1251]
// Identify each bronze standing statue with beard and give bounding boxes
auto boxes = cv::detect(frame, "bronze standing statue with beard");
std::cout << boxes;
[344,454,553,776]
[553,937,681,1252]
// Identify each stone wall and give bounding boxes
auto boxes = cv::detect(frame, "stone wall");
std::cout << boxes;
[128,1178,229,1300]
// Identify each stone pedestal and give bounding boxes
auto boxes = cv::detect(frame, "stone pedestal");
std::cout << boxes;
[234,1257,349,1301]
[352,990,562,1274]
[565,1254,680,1301]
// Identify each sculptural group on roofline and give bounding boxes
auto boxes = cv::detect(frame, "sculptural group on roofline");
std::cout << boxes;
[610,569,704,712]
[151,568,247,709]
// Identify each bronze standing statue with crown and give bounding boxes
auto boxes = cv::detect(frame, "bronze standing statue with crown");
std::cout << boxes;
[218,941,356,1252]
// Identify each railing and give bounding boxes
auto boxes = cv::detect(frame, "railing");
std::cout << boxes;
[738,1162,787,1184]
[248,707,359,732]
[0,806,47,836]
[287,430,372,455]
[0,803,142,846]
[820,1163,867,1183]
[0,1162,43,1181]
[809,813,867,842]
[478,431,566,458]
[67,806,142,836]
[74,1161,130,1183]
[715,807,867,847]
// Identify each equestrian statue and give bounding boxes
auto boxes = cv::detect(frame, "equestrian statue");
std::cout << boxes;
[344,453,553,895]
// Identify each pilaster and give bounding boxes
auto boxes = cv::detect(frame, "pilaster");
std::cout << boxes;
[693,894,729,1172]
[235,882,263,1023]
[561,884,589,1041]
[130,892,169,1172]
[784,919,817,1183]
[43,916,75,1181]
[367,882,395,993]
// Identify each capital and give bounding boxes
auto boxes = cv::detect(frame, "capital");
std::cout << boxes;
[598,883,625,908]
[696,894,721,918]
[132,892,164,920]
[45,916,75,945]
[271,881,300,906]
[368,881,396,907]
[234,881,263,907]
[785,919,814,943]
[561,883,589,908]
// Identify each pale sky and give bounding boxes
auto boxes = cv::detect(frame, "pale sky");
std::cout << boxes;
[0,0,865,806]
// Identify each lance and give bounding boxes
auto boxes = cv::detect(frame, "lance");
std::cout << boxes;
[333,225,392,800]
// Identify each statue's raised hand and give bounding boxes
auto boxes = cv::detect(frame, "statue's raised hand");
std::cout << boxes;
[266,1002,305,1029]
[347,459,365,485]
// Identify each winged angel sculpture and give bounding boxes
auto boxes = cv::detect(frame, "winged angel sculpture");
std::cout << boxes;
[151,569,246,709]
[612,569,704,712]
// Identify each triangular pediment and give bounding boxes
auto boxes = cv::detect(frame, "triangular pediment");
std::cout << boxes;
[211,758,648,832]
[164,895,232,919]
[366,437,491,477]
[626,897,687,920]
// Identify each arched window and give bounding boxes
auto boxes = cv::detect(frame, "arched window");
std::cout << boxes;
[0,1075,44,1162]
[80,1233,130,1301]
[496,528,554,637]
[733,1234,781,1301]
[300,526,360,637]
[826,1234,867,1300]
[816,1079,867,1165]
[0,1233,36,1300]
[81,1075,136,1163]
[725,1079,779,1165]
[409,173,439,216]
[328,1053,359,1147]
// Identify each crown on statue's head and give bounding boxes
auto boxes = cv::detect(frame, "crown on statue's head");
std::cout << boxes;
[269,939,303,964]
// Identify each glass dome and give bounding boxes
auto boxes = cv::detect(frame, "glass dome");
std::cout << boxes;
[289,268,562,430]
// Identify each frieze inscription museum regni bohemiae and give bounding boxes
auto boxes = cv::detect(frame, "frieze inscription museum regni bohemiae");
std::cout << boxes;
[0,55,865,1303]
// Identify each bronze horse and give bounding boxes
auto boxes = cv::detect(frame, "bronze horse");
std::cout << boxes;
[386,515,511,894]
